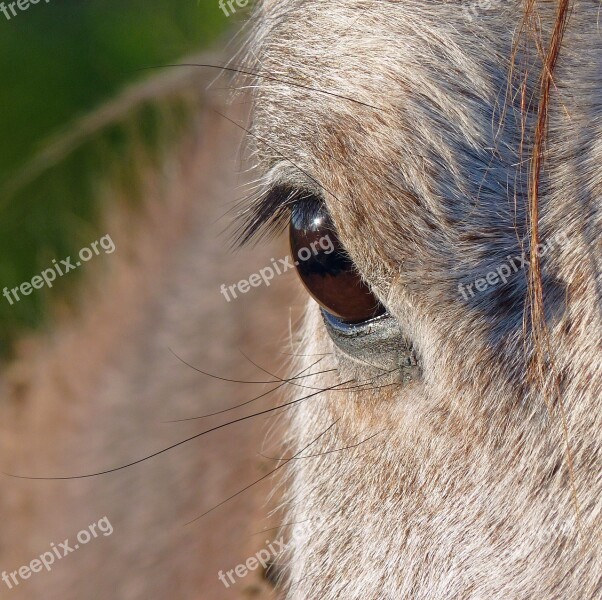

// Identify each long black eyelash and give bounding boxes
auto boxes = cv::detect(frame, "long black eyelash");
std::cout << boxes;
[232,183,331,248]
[231,185,301,247]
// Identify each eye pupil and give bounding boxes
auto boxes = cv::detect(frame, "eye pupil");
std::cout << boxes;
[289,199,386,324]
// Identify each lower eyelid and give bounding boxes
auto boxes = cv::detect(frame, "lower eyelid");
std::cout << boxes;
[322,309,421,384]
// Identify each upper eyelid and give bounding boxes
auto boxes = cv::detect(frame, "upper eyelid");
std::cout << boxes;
[232,158,327,247]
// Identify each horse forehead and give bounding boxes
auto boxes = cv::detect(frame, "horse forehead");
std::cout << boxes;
[252,1,516,175]
[252,2,601,250]
[254,1,512,86]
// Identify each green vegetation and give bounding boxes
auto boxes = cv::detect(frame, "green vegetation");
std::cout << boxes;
[0,1,231,350]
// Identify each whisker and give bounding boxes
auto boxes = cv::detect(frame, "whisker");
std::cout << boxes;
[246,520,311,539]
[1,378,357,480]
[168,347,324,385]
[238,349,370,393]
[246,519,311,539]
[164,360,335,423]
[135,63,386,111]
[258,430,385,462]
[262,368,401,421]
[184,420,341,525]
[169,373,397,425]
[213,109,348,225]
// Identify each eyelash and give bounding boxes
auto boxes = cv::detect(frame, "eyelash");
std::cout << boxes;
[233,186,321,247]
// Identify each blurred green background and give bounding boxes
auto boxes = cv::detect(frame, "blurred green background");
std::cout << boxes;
[0,0,231,351]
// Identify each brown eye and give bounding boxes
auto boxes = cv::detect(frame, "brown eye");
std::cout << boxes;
[289,199,386,324]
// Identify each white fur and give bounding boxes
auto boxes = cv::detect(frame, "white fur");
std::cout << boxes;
[244,2,602,598]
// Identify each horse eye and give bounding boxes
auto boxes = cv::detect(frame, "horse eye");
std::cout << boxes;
[289,199,386,324]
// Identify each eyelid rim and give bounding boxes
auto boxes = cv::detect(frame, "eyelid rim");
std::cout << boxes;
[321,309,420,382]
[322,309,392,335]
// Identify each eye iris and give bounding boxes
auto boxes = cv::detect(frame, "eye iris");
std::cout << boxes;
[289,201,386,324]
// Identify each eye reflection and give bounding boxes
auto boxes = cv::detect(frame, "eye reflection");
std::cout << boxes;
[289,199,386,324]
